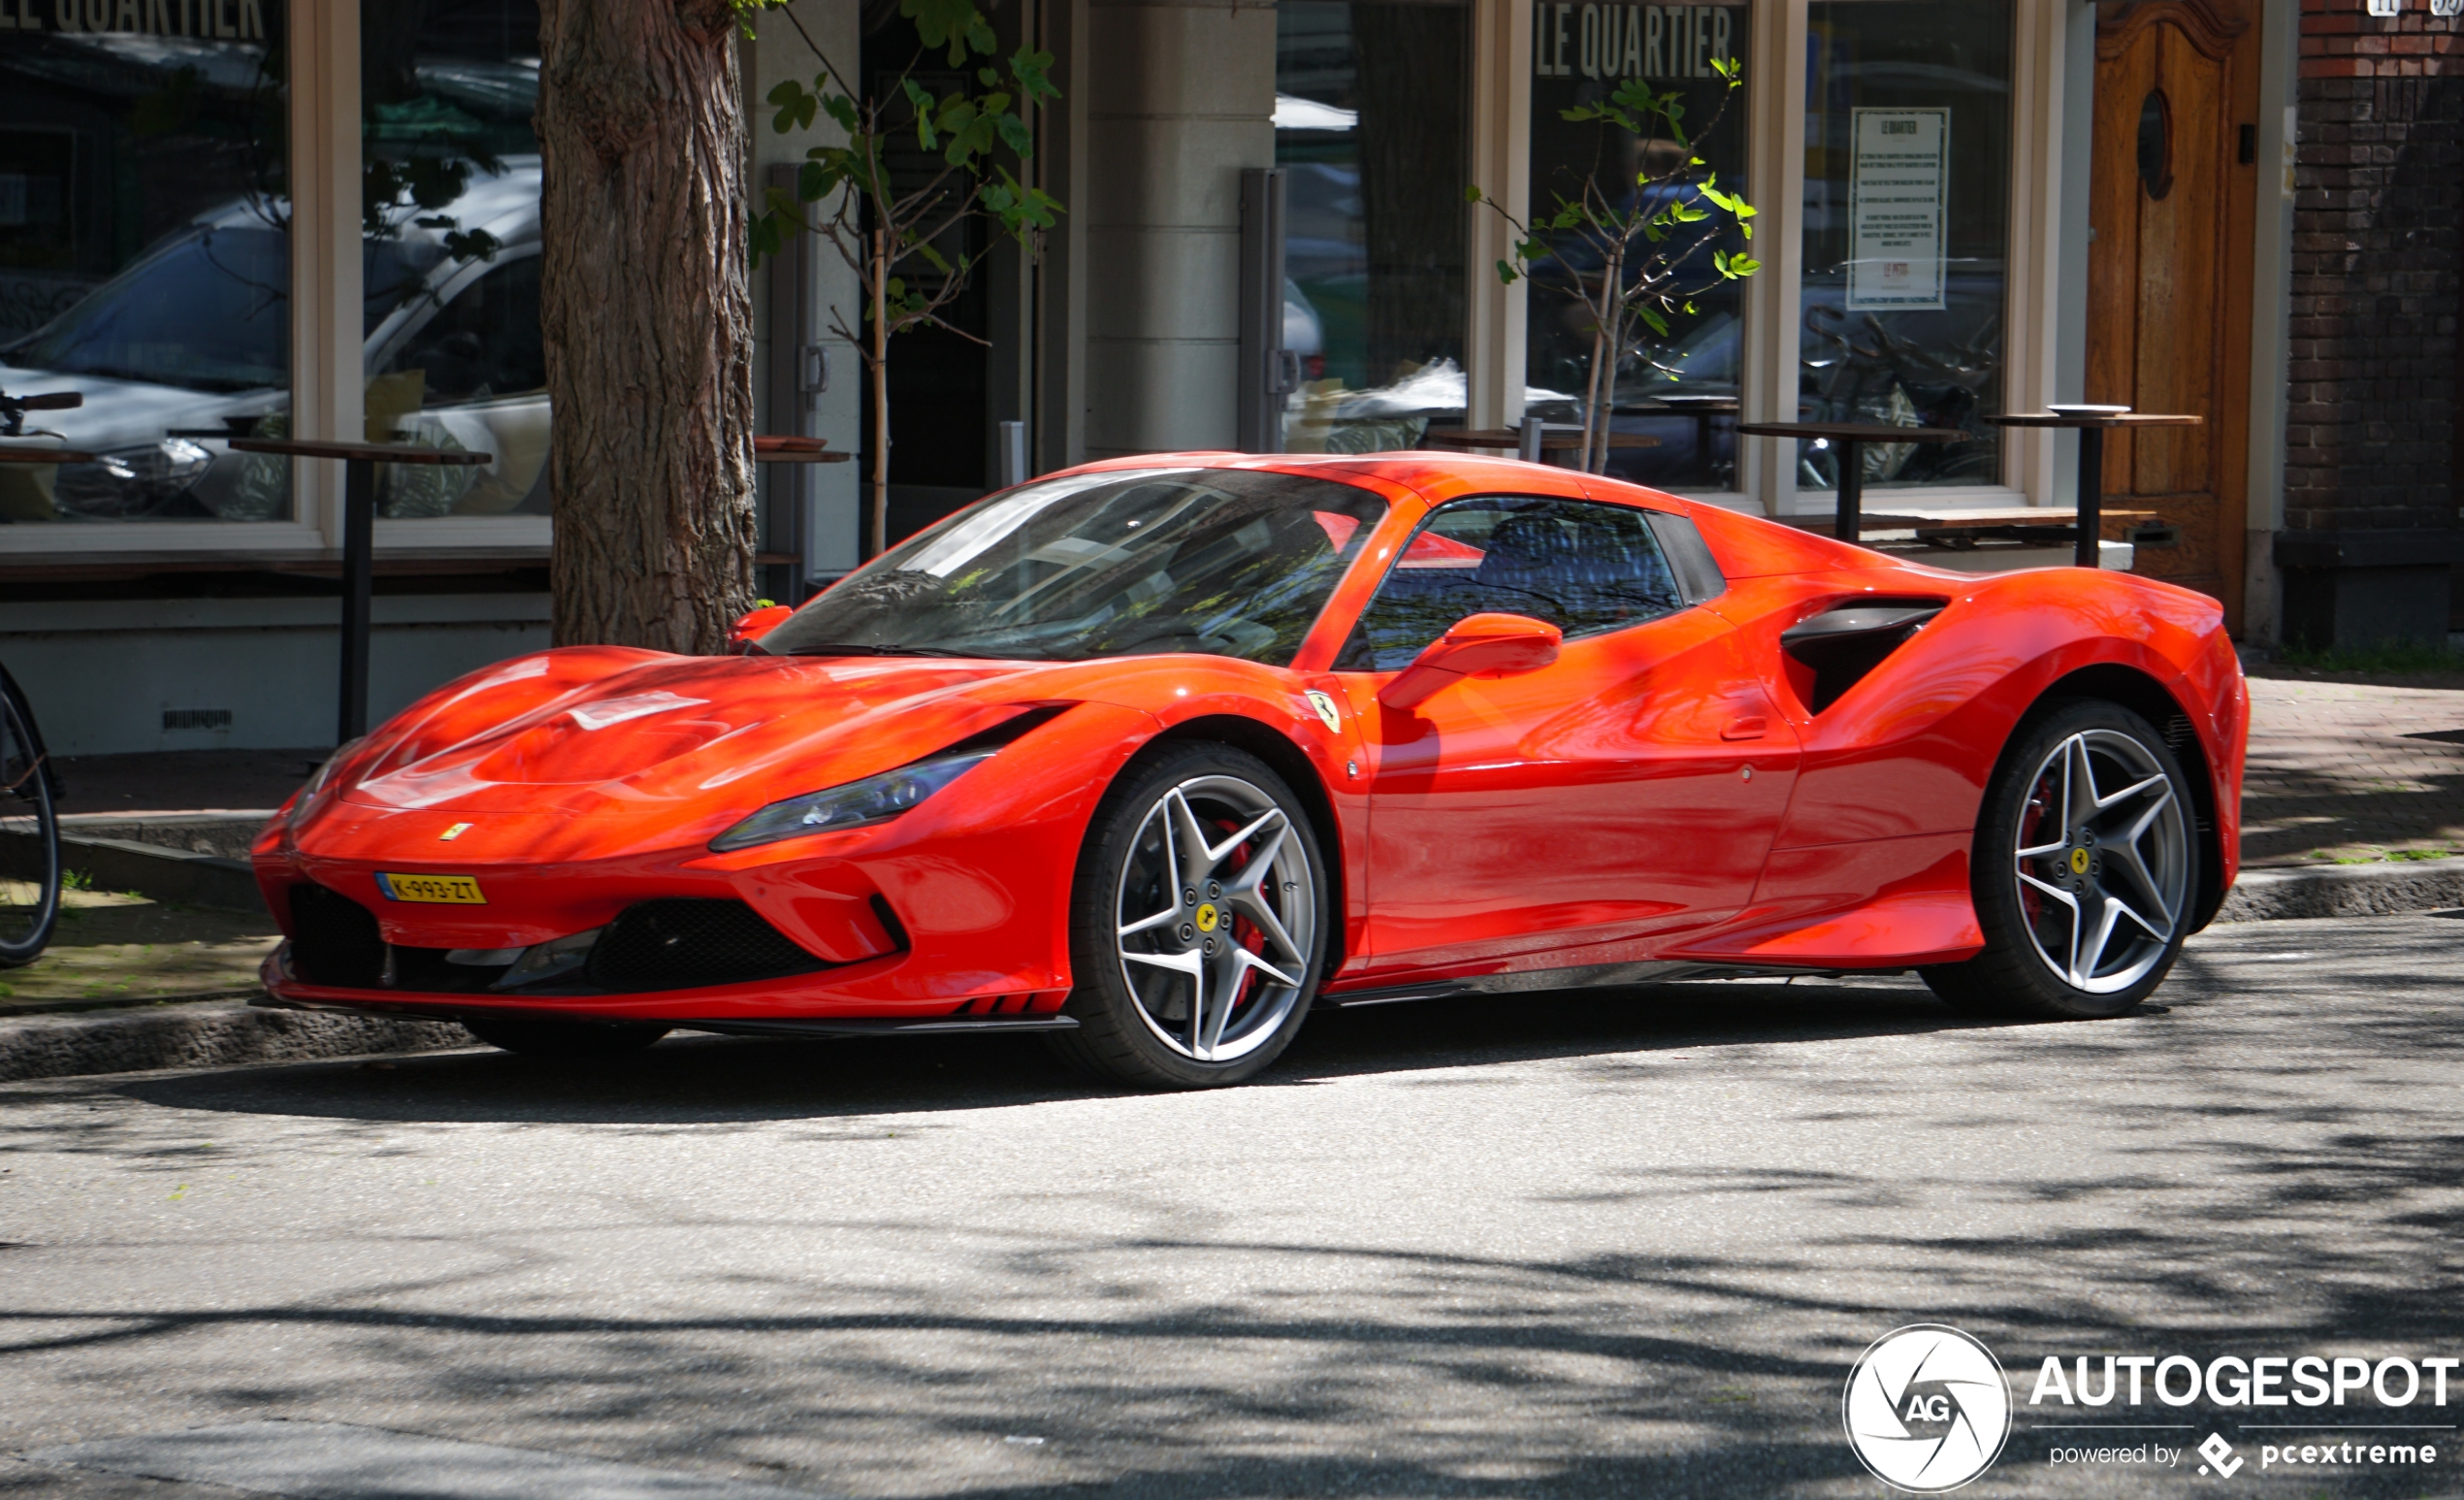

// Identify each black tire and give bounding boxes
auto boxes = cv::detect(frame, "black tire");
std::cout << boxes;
[1922,699,2198,1020]
[1047,741,1329,1090]
[0,686,60,970]
[463,1017,670,1057]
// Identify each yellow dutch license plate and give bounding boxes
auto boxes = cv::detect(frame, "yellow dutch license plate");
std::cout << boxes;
[375,872,486,905]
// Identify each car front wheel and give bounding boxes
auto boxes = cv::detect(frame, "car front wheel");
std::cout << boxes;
[1050,742,1328,1089]
[1923,699,2197,1020]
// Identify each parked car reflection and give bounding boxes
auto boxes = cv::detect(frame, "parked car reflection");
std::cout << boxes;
[0,162,546,523]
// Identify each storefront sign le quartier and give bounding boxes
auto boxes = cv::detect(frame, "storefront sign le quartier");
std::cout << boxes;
[1843,1323,2455,1493]
[1533,3,1740,82]
[0,0,270,39]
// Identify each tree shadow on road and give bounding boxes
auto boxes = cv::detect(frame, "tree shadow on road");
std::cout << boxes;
[94,974,2052,1129]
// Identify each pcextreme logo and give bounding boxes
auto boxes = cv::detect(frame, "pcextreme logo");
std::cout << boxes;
[1843,1324,2014,1492]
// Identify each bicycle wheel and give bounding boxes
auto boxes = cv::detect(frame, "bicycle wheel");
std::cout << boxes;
[0,684,59,966]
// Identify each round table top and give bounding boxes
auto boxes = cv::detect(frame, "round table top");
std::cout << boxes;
[230,437,495,465]
[1985,411,2202,429]
[754,435,852,464]
[1734,422,1971,443]
[0,446,96,465]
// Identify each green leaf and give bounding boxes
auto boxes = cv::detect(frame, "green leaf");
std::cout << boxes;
[1636,305,1670,337]
[901,0,994,64]
[902,78,939,150]
[1009,47,1058,101]
[1494,257,1519,286]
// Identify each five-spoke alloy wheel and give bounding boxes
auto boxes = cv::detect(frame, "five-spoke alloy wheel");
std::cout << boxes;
[1923,699,2198,1019]
[1054,743,1326,1088]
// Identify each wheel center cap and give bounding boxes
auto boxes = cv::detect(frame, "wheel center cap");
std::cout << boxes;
[2068,846,2091,876]
[1194,902,1221,934]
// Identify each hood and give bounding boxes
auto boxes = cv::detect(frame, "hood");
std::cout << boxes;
[334,647,1070,825]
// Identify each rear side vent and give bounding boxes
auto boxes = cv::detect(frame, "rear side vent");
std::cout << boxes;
[288,883,385,988]
[1780,600,1948,713]
[586,898,831,993]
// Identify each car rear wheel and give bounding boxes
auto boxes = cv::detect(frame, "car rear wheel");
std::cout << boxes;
[462,1017,670,1058]
[1050,742,1328,1089]
[1922,699,2197,1020]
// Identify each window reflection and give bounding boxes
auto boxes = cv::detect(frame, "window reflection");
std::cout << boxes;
[0,9,291,522]
[361,0,546,519]
[1275,0,1471,453]
[1799,0,2012,491]
[1526,1,1752,492]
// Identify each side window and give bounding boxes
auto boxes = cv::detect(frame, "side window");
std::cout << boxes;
[379,254,545,408]
[1336,497,1685,670]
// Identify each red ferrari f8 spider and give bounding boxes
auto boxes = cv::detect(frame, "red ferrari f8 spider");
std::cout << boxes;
[256,452,2247,1087]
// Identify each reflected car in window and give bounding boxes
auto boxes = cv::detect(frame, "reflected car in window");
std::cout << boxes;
[0,162,544,524]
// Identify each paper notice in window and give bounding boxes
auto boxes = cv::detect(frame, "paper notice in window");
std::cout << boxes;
[1847,108,1949,310]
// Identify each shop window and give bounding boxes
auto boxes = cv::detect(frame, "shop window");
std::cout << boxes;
[1526,1,1752,492]
[361,0,544,519]
[0,2,292,523]
[1799,0,2013,491]
[1275,0,1470,453]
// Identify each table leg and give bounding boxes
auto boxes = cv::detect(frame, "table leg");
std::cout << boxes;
[1835,438,1864,545]
[2075,426,2104,569]
[339,456,374,744]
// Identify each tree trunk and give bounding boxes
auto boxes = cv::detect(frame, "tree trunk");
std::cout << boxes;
[537,0,757,653]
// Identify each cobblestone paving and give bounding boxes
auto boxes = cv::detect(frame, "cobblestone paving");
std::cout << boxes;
[2242,667,2464,865]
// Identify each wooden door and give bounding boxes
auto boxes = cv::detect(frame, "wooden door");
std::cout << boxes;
[2088,0,2261,630]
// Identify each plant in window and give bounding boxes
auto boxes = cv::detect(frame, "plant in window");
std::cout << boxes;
[1471,64,1760,474]
[743,0,1062,559]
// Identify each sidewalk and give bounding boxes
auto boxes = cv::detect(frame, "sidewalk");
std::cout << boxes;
[2242,664,2464,866]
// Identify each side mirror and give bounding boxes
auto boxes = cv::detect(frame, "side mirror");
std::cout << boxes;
[728,603,794,652]
[1378,611,1562,711]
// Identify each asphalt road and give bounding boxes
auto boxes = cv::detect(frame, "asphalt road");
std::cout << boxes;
[0,914,2456,1500]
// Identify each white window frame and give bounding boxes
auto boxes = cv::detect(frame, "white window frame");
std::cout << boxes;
[0,0,549,566]
[1473,0,2075,518]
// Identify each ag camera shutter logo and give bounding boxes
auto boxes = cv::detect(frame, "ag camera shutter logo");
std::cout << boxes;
[1843,1324,2014,1491]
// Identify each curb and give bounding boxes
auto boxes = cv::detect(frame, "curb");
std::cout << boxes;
[0,830,264,914]
[0,1002,470,1085]
[2217,860,2464,923]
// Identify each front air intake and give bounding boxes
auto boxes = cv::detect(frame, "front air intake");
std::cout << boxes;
[288,883,386,988]
[585,898,831,993]
[1780,599,1948,713]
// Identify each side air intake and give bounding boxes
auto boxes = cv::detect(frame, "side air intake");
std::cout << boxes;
[1779,600,1948,713]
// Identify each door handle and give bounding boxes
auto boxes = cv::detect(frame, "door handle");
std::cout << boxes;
[1721,716,1768,741]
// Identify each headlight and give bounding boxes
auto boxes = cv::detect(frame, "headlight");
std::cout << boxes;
[53,439,215,519]
[288,737,366,829]
[710,749,995,853]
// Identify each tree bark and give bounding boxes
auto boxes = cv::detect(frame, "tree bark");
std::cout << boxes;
[537,0,757,653]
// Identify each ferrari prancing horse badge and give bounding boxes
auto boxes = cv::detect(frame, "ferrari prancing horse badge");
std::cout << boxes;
[1305,691,1343,734]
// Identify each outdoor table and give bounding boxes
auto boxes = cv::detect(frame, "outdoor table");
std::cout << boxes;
[231,437,494,743]
[1630,395,1739,467]
[1982,410,2201,568]
[751,437,851,604]
[0,446,98,465]
[1733,421,1970,545]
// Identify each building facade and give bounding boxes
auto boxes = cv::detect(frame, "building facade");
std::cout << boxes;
[0,0,2454,755]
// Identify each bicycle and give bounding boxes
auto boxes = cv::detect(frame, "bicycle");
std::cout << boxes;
[0,383,81,440]
[0,663,59,967]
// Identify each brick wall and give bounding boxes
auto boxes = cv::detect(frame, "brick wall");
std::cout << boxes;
[2286,0,2460,562]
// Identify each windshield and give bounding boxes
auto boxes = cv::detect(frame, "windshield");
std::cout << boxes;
[4,226,445,391]
[764,469,1390,665]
